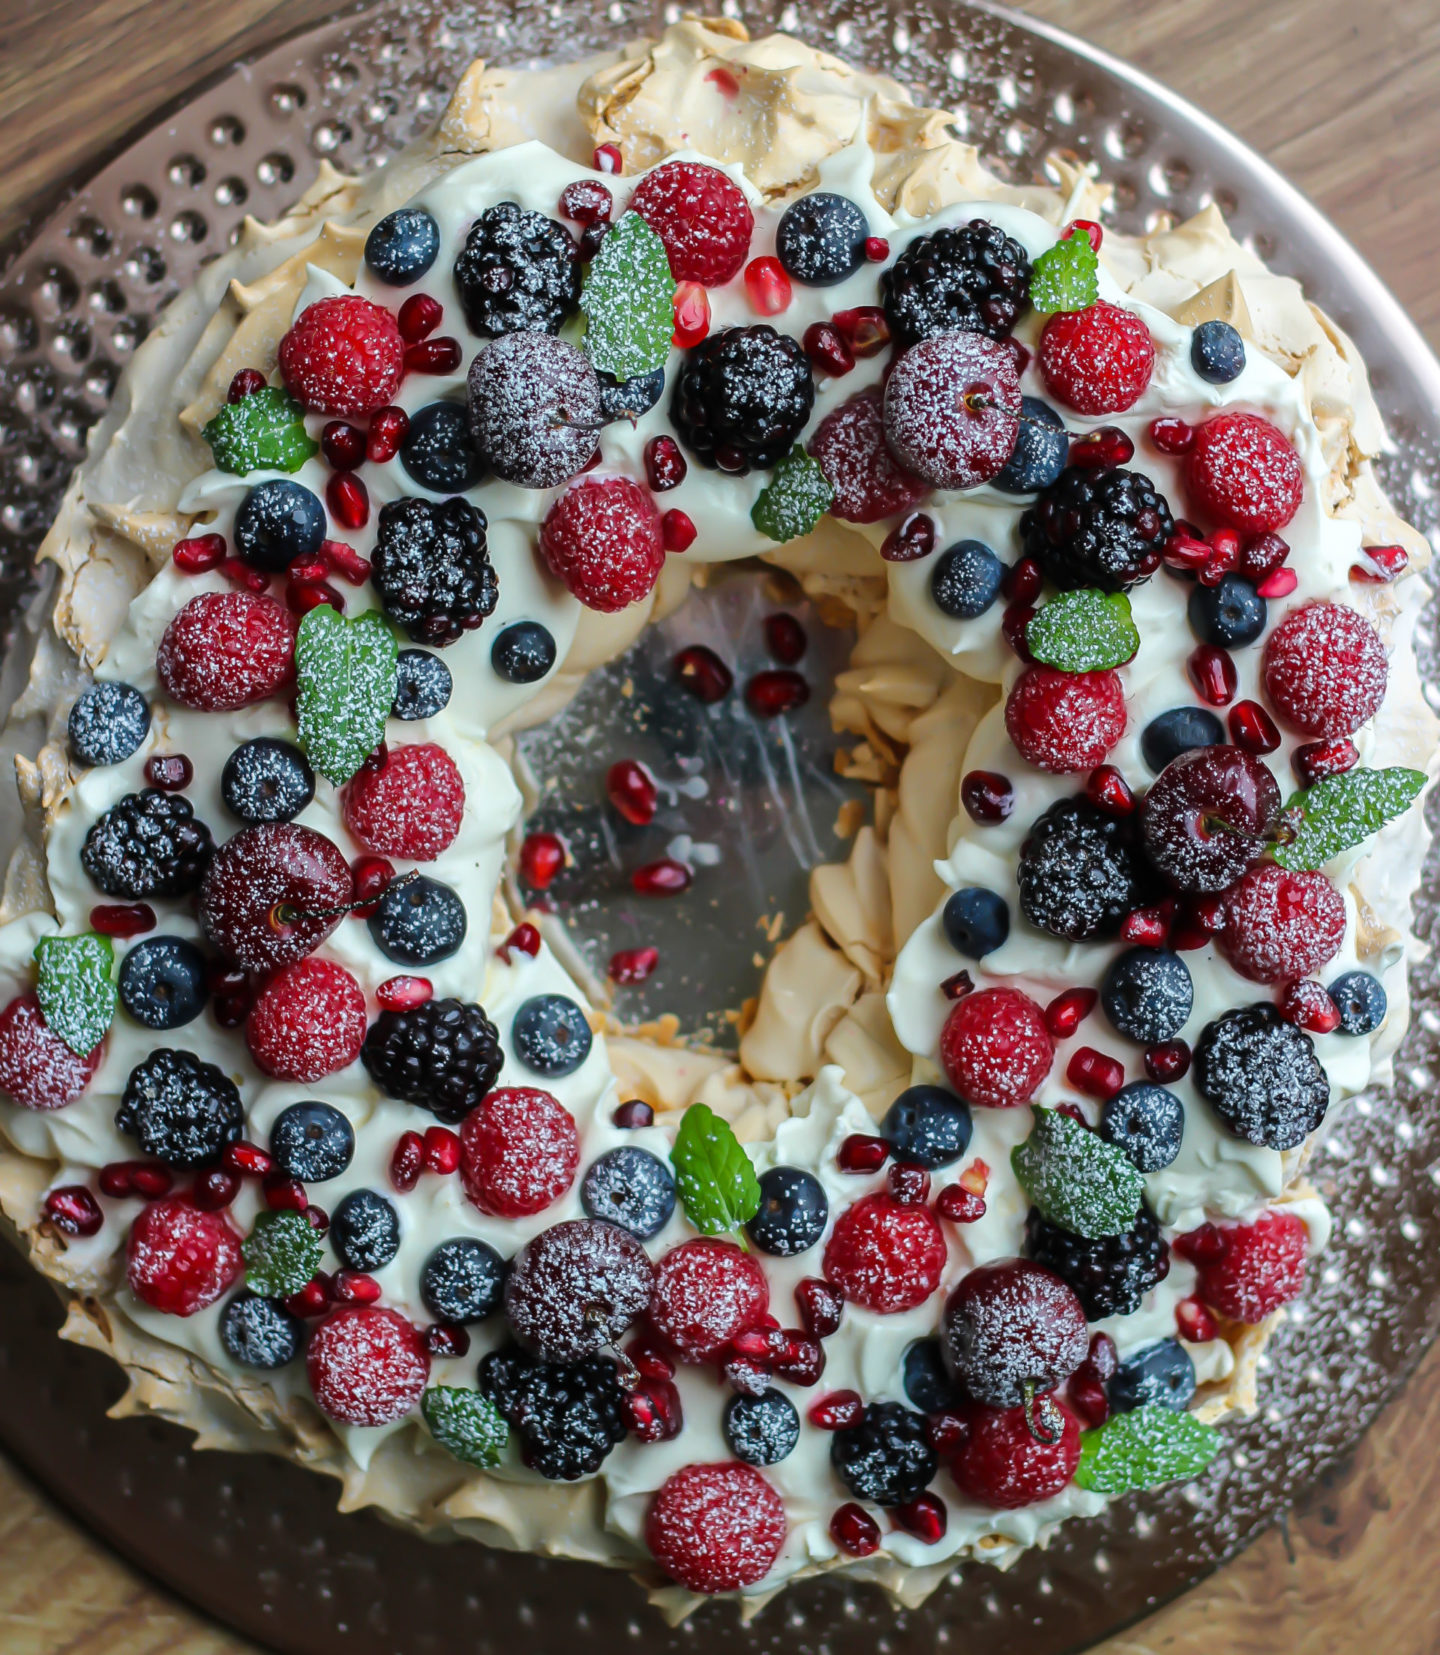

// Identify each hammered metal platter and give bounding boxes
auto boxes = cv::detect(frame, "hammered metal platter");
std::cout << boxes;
[1,4,1439,1653]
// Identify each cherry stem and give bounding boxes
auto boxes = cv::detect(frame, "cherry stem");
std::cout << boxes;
[1022,1380,1064,1446]
[272,869,420,927]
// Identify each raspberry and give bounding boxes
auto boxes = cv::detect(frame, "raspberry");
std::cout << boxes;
[277,295,404,417]
[882,331,1021,490]
[1005,666,1127,773]
[157,592,297,712]
[539,477,665,613]
[459,1086,578,1217]
[949,1399,1081,1508]
[305,1305,430,1425]
[199,822,354,971]
[807,390,927,523]
[645,1463,787,1593]
[939,987,1053,1108]
[1261,602,1387,738]
[1039,301,1154,415]
[480,1346,628,1479]
[245,958,367,1081]
[648,1238,769,1358]
[1187,412,1303,534]
[1194,1209,1307,1322]
[823,1192,947,1313]
[126,1196,242,1316]
[1219,864,1346,984]
[628,161,754,286]
[503,1219,654,1363]
[342,742,464,862]
[0,993,102,1110]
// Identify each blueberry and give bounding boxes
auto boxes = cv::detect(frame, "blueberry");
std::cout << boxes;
[368,874,468,966]
[1101,947,1193,1044]
[219,1292,302,1369]
[221,738,315,824]
[941,886,1009,958]
[775,192,869,286]
[931,539,1006,620]
[1187,574,1266,647]
[365,207,441,286]
[492,621,557,686]
[599,366,665,424]
[420,1236,506,1323]
[1109,1338,1196,1414]
[1190,320,1246,385]
[393,649,453,720]
[1100,1081,1185,1172]
[400,401,486,492]
[880,1085,973,1169]
[723,1389,801,1465]
[234,478,327,572]
[746,1165,828,1255]
[512,993,592,1077]
[269,1101,355,1182]
[1328,969,1387,1035]
[118,936,208,1031]
[68,681,150,767]
[992,397,1068,494]
[1140,706,1226,774]
[582,1146,676,1239]
[902,1338,965,1413]
[330,1188,401,1271]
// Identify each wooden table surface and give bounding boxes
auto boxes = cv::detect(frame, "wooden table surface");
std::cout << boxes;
[2,1,1440,1650]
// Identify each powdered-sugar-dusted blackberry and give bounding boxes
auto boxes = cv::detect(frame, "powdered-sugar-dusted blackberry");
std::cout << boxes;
[117,1048,244,1167]
[1025,1203,1170,1321]
[1020,464,1173,591]
[669,325,813,473]
[480,1346,628,1479]
[81,790,213,900]
[371,496,499,647]
[881,219,1033,346]
[1193,1004,1330,1149]
[467,331,601,487]
[1017,796,1144,941]
[453,202,581,336]
[502,1218,653,1362]
[830,1401,937,1505]
[362,998,503,1124]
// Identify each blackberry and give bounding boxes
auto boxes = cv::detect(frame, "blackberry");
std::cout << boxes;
[724,1390,800,1465]
[881,218,1032,348]
[360,997,503,1123]
[116,1048,244,1168]
[371,496,498,647]
[81,790,213,900]
[1020,465,1174,591]
[453,202,580,338]
[479,1346,627,1480]
[1016,796,1143,942]
[1024,1203,1170,1321]
[830,1401,937,1506]
[669,325,814,474]
[68,681,149,767]
[1192,1004,1329,1150]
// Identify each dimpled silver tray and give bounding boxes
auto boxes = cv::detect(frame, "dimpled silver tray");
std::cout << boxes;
[1,4,1439,1653]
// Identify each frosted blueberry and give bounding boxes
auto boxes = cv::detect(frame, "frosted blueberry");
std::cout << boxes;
[68,681,150,767]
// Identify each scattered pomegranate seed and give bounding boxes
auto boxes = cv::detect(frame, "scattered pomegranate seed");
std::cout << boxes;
[264,1174,308,1212]
[1067,1047,1125,1100]
[1069,1375,1109,1427]
[744,256,792,315]
[809,1390,864,1430]
[321,420,365,470]
[796,1277,844,1339]
[592,142,622,174]
[390,1131,425,1193]
[1002,557,1043,605]
[397,293,443,343]
[285,579,345,616]
[1001,603,1036,661]
[1068,217,1104,250]
[803,321,855,376]
[98,1162,135,1199]
[192,1168,240,1210]
[732,1326,788,1365]
[1294,737,1359,786]
[614,1099,655,1129]
[1280,978,1341,1034]
[1144,1039,1191,1083]
[222,1140,273,1178]
[501,922,542,962]
[1198,530,1238,587]
[863,235,890,262]
[1256,566,1297,598]
[218,556,269,593]
[1149,416,1195,454]
[284,1276,332,1318]
[422,1126,461,1175]
[1176,1296,1219,1343]
[1229,699,1281,753]
[1045,986,1098,1040]
[1351,543,1409,583]
[1122,902,1173,947]
[1188,644,1237,707]
[44,1186,103,1237]
[631,858,691,897]
[961,770,1015,824]
[172,532,226,573]
[764,612,807,665]
[625,1378,684,1442]
[1190,894,1227,933]
[1236,532,1290,584]
[935,1184,986,1223]
[89,902,156,938]
[888,1163,931,1205]
[1164,529,1211,573]
[925,1410,971,1453]
[607,758,658,825]
[404,337,461,375]
[366,406,409,464]
[519,832,565,890]
[1055,1101,1090,1129]
[772,1333,825,1387]
[958,1159,990,1196]
[894,1492,947,1544]
[940,970,974,1001]
[1070,426,1135,469]
[672,282,711,347]
[325,471,368,531]
[831,1503,882,1558]
[350,854,396,918]
[143,753,192,791]
[333,1270,382,1305]
[319,538,372,584]
[425,1322,471,1358]
[132,1164,173,1199]
[832,306,890,357]
[644,435,687,492]
[837,1133,889,1173]
[376,975,433,1012]
[305,1205,330,1234]
[673,644,733,703]
[609,946,660,985]
[227,367,268,402]
[745,669,808,717]
[880,510,935,563]
[1004,336,1033,377]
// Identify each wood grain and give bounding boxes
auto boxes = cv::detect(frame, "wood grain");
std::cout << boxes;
[1,1,1439,1650]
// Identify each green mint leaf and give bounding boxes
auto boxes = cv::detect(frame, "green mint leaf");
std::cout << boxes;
[1272,766,1426,872]
[670,1103,762,1237]
[1075,1404,1222,1494]
[34,933,115,1055]
[295,606,398,784]
[580,212,677,383]
[752,446,834,543]
[421,1385,509,1467]
[1026,589,1139,672]
[242,1209,324,1299]
[202,387,317,476]
[1011,1108,1144,1239]
[1029,230,1100,316]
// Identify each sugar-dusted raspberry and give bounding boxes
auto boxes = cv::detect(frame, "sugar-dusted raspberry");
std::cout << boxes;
[342,742,465,862]
[1005,666,1127,773]
[245,958,367,1082]
[882,331,1021,490]
[939,987,1053,1109]
[1186,412,1303,534]
[1219,864,1346,985]
[199,822,353,971]
[808,389,928,523]
[1039,301,1154,416]
[277,295,405,417]
[823,1192,947,1313]
[648,1237,769,1359]
[645,1463,787,1593]
[949,1399,1081,1508]
[126,1196,242,1316]
[628,161,754,286]
[0,992,103,1110]
[539,477,665,613]
[1261,601,1388,739]
[306,1305,430,1425]
[1193,1208,1307,1322]
[157,592,298,713]
[459,1086,579,1218]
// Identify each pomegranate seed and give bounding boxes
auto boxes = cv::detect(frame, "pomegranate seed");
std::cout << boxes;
[935,1184,985,1223]
[1144,1039,1191,1083]
[888,1163,931,1205]
[614,1099,655,1129]
[772,1333,825,1387]
[131,1164,174,1199]
[425,1323,471,1358]
[1236,532,1290,583]
[423,1126,461,1175]
[1352,543,1409,583]
[609,946,660,985]
[1280,978,1342,1034]
[1070,1376,1109,1427]
[1188,895,1227,935]
[321,420,366,470]
[1149,416,1195,455]
[925,1410,970,1453]
[831,1503,882,1558]
[593,142,623,174]
[222,1141,273,1178]
[1168,914,1211,952]
[1172,1222,1225,1265]
[607,758,658,825]
[1176,1295,1219,1342]
[1001,557,1043,604]
[286,579,345,616]
[837,1134,889,1173]
[1188,644,1237,707]
[366,406,409,464]
[559,179,613,224]
[284,1277,332,1318]
[1294,737,1359,786]
[672,282,711,347]
[958,1159,991,1196]
[404,337,461,374]
[803,321,855,376]
[1256,566,1297,599]
[706,63,740,95]
[192,1168,240,1210]
[624,1378,684,1442]
[350,854,396,918]
[1002,603,1036,661]
[98,1162,134,1199]
[764,612,807,665]
[319,539,372,584]
[881,511,936,563]
[1056,1102,1090,1129]
[832,306,889,357]
[745,669,808,717]
[626,1337,675,1381]
[940,970,974,1000]
[864,235,890,262]
[631,858,691,897]
[306,1205,330,1234]
[377,975,433,1012]
[1045,986,1097,1040]
[961,770,1015,824]
[894,1492,947,1544]
[744,256,792,315]
[89,902,156,938]
[1068,217,1104,250]
[1070,426,1135,469]
[796,1277,844,1339]
[1067,1047,1125,1100]
[144,753,193,791]
[227,367,268,402]
[732,1325,788,1364]
[1229,699,1281,753]
[44,1186,103,1237]
[288,557,329,586]
[1164,530,1212,573]
[1199,537,1238,587]
[660,508,697,551]
[674,644,733,703]
[333,1271,382,1305]
[501,922,542,961]
[397,293,443,343]
[1004,336,1033,376]
[644,435,687,492]
[264,1175,308,1213]
[172,532,226,573]
[390,1131,425,1193]
[1122,902,1173,947]
[519,832,565,890]
[809,1390,864,1430]
[219,557,269,593]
